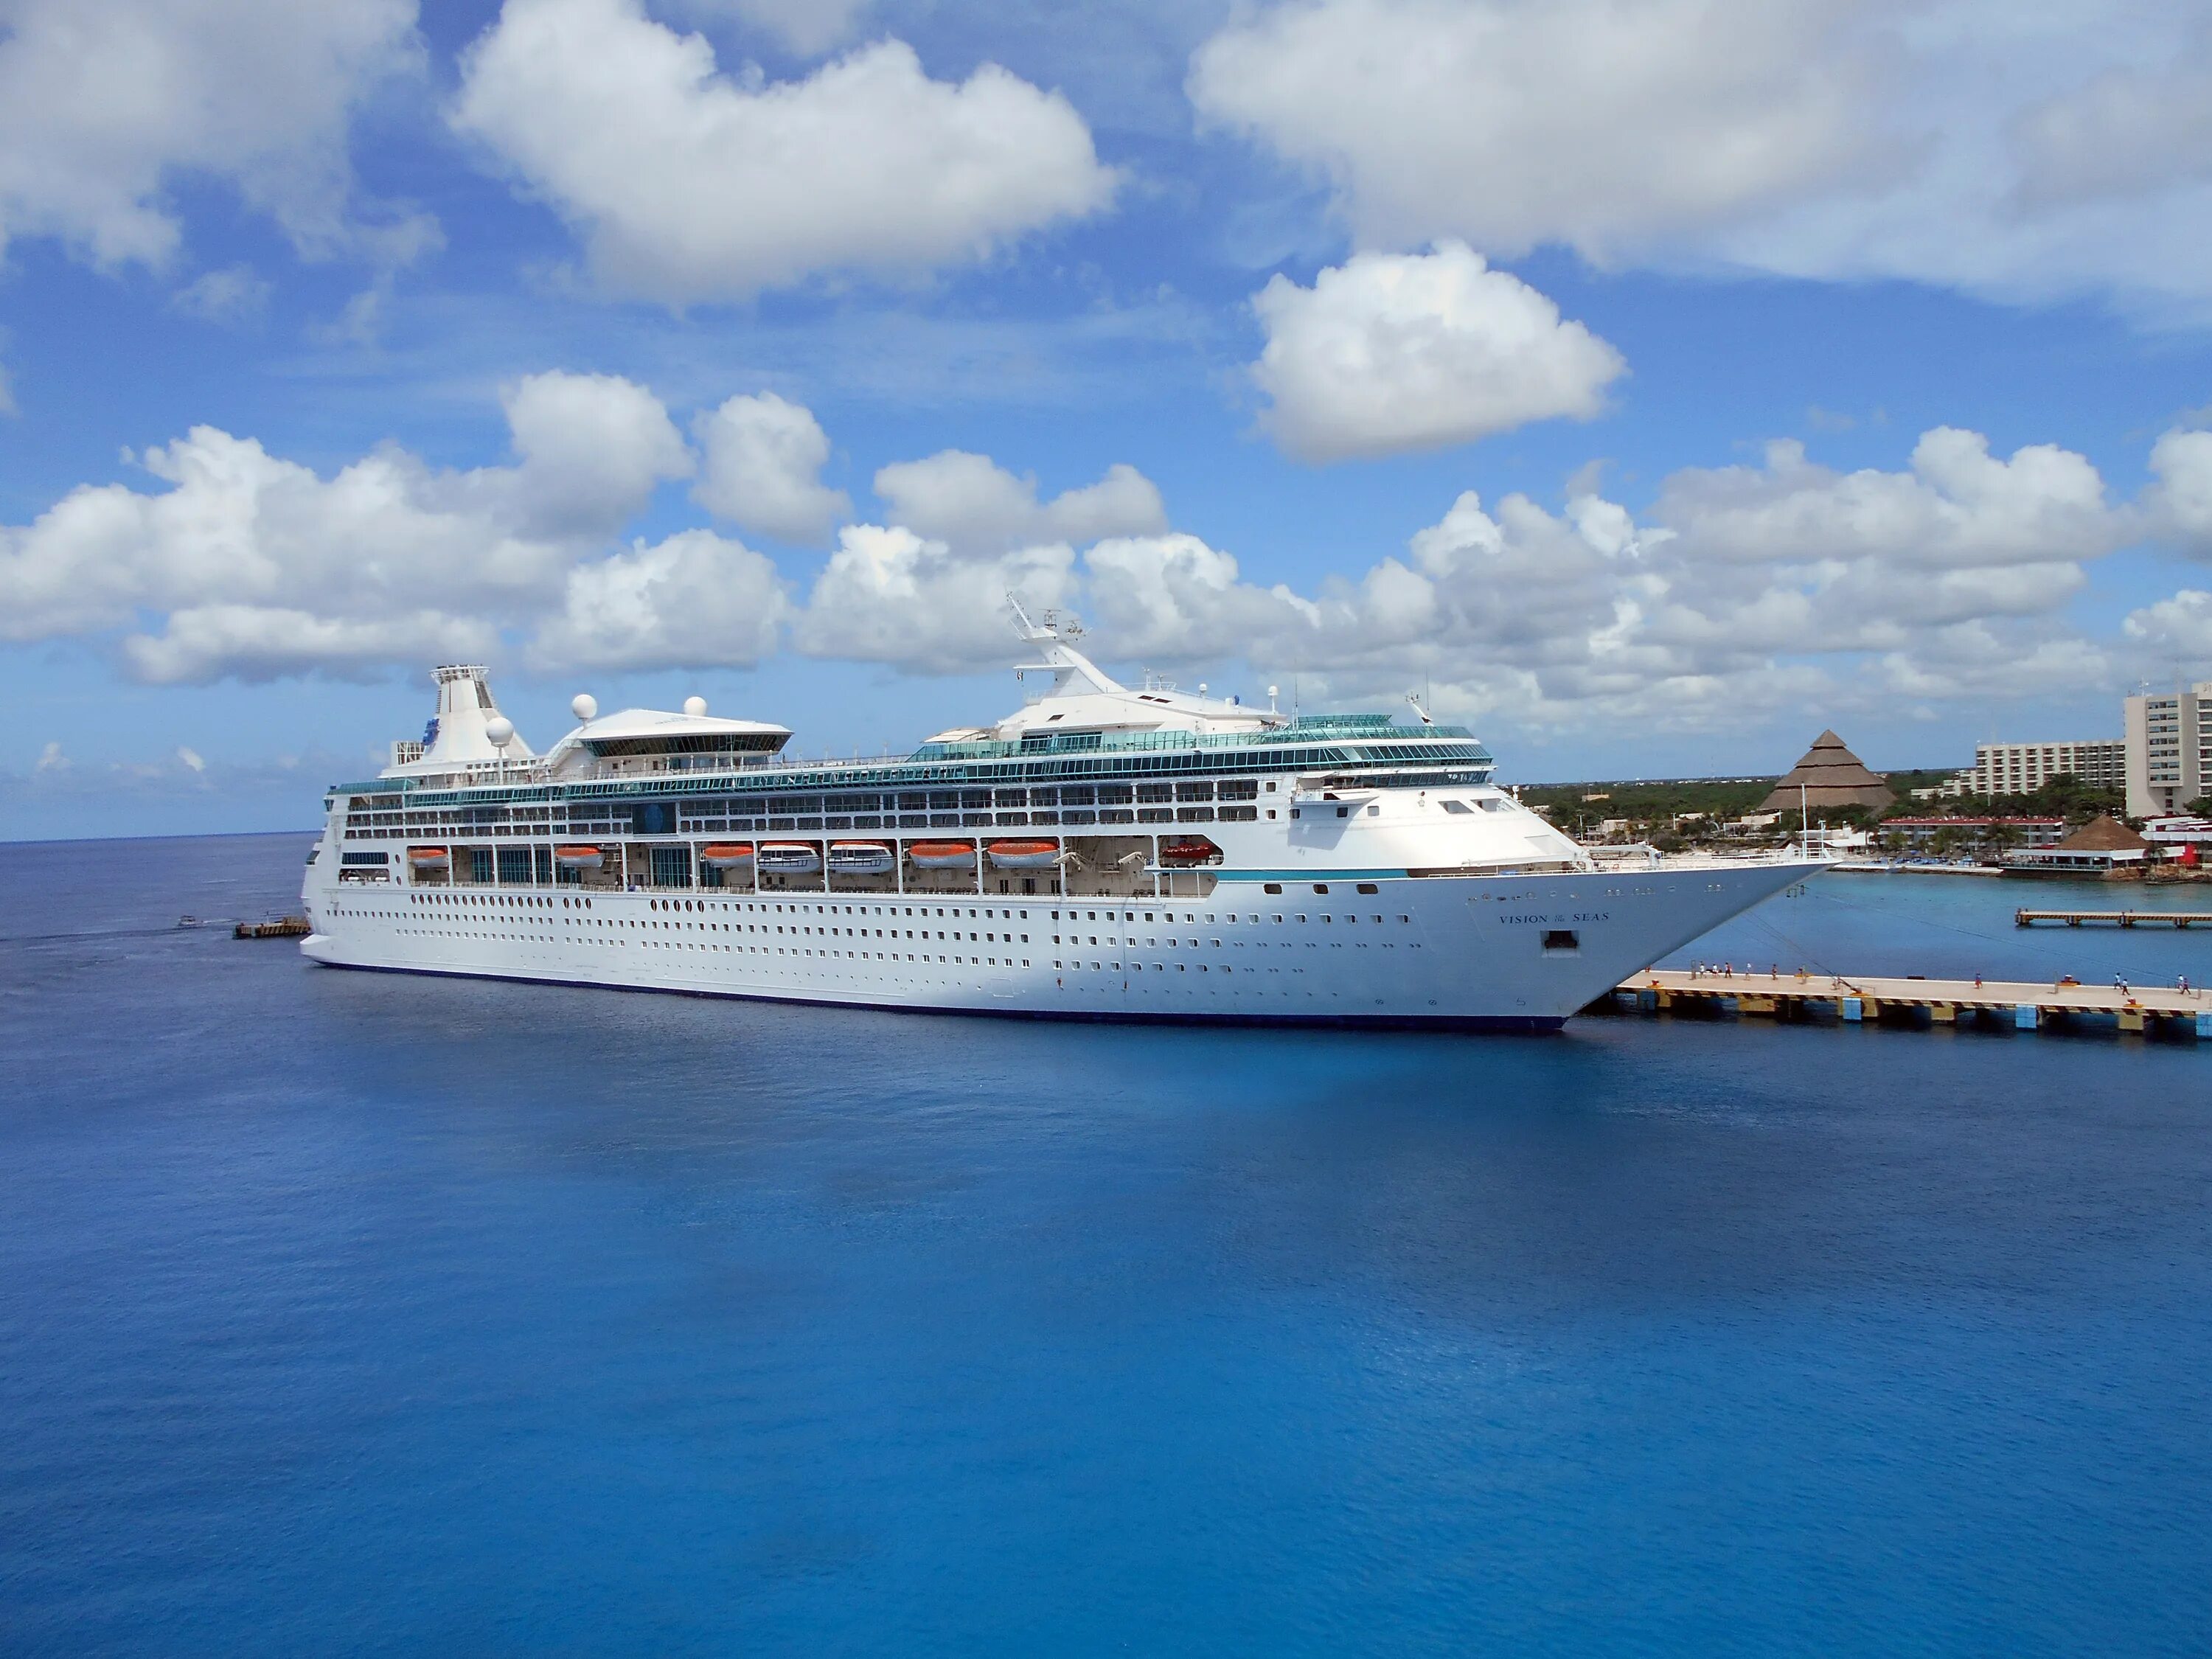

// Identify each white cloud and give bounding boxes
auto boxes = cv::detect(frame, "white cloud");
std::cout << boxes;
[872,452,1166,552]
[1006,425,2129,731]
[451,0,1118,302]
[1648,428,2119,569]
[35,740,69,774]
[0,370,689,681]
[2123,590,2212,659]
[0,0,426,268]
[0,359,13,418]
[124,606,498,685]
[2008,45,2212,211]
[1189,0,2212,316]
[532,529,789,670]
[1190,0,1886,260]
[692,392,849,544]
[1248,242,1627,462]
[794,523,1078,673]
[176,745,206,772]
[170,265,274,325]
[2143,426,2212,554]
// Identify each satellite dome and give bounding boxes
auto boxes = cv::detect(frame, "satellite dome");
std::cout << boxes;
[571,694,597,721]
[684,695,708,717]
[485,715,515,748]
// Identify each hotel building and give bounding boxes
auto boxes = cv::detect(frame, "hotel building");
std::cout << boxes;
[2124,681,2212,818]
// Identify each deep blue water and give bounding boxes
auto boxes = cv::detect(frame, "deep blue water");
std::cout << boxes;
[4,835,2209,1656]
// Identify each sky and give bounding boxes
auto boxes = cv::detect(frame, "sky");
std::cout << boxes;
[5,0,2212,838]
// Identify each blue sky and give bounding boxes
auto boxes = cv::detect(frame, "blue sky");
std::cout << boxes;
[5,0,2212,838]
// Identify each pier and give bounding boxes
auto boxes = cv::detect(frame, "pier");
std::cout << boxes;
[1600,968,2212,1040]
[2016,908,2212,928]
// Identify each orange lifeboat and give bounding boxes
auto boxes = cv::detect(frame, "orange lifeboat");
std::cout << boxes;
[907,841,977,869]
[698,843,755,869]
[986,839,1059,869]
[554,844,603,871]
[406,846,451,872]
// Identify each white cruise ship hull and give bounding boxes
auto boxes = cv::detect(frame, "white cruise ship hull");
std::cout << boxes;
[300,859,1815,1032]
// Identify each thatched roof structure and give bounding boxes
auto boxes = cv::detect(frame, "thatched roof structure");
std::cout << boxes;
[2053,814,2146,854]
[1757,730,1895,813]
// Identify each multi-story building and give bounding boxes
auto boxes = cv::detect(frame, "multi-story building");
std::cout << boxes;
[1970,739,2124,798]
[2124,681,2212,818]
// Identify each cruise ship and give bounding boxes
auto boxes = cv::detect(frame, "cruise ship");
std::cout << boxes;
[301,609,1818,1030]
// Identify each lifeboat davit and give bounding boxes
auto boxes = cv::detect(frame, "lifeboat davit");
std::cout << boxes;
[554,844,604,871]
[406,846,451,872]
[828,841,895,875]
[1158,837,1222,868]
[986,839,1060,870]
[697,843,755,869]
[907,841,977,869]
[757,841,821,875]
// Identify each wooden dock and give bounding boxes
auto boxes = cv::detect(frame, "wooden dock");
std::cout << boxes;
[1601,968,2212,1040]
[2017,908,2212,928]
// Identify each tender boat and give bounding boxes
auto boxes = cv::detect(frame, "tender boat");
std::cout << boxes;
[827,841,895,875]
[757,842,822,875]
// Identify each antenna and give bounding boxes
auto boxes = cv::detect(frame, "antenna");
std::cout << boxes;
[1405,690,1434,726]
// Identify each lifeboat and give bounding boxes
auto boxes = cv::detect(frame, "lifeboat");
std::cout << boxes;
[406,846,451,872]
[906,841,977,869]
[757,841,821,875]
[697,843,755,869]
[986,839,1060,870]
[554,844,604,871]
[827,841,895,876]
[1158,837,1222,868]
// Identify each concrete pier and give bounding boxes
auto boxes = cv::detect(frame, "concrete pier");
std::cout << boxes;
[1602,967,2211,1041]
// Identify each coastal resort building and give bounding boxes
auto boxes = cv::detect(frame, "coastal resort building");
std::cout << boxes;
[1757,731,1896,815]
[2001,814,2151,876]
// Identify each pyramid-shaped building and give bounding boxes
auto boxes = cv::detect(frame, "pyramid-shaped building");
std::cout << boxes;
[1758,730,1895,813]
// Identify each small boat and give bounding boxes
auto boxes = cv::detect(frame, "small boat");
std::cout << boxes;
[986,839,1059,869]
[696,843,754,869]
[828,841,895,875]
[1159,837,1222,868]
[757,841,821,875]
[554,844,605,871]
[406,846,451,872]
[907,841,977,869]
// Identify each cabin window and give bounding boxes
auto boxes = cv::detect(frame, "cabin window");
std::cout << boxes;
[1264,883,1281,894]
[1356,882,1378,894]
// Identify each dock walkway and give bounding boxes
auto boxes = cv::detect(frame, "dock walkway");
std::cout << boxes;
[2016,908,2212,928]
[1604,967,2211,1040]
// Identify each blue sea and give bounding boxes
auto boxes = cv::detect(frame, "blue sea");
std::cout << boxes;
[4,835,2209,1656]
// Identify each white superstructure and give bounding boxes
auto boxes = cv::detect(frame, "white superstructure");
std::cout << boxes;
[301,617,1819,1031]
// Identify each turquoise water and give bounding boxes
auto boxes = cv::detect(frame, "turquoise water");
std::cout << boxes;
[4,836,2208,1655]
